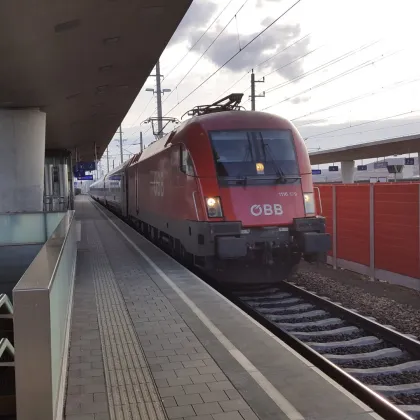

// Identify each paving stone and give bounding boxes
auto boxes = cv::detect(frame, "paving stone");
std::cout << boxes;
[225,389,241,400]
[212,412,243,420]
[197,366,222,375]
[174,393,203,406]
[167,376,193,387]
[219,399,249,412]
[162,396,177,408]
[176,367,200,377]
[200,391,229,403]
[169,354,191,363]
[161,362,184,371]
[166,405,195,419]
[183,383,211,395]
[192,402,223,416]
[208,382,234,392]
[190,374,217,384]
[239,409,260,420]
[183,360,206,368]
[159,386,186,397]
[79,401,108,414]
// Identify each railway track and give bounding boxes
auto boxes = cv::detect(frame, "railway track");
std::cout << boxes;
[229,280,420,420]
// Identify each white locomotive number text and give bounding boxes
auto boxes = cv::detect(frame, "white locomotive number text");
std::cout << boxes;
[250,204,283,216]
[150,171,164,197]
[278,192,297,197]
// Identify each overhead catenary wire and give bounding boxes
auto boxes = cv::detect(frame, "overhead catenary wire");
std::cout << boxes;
[304,109,420,140]
[162,0,236,81]
[130,0,237,135]
[264,39,381,95]
[262,49,401,111]
[151,0,251,117]
[291,74,420,122]
[219,32,313,103]
[163,0,303,118]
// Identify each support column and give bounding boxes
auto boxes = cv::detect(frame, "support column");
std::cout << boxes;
[0,109,46,212]
[341,160,355,184]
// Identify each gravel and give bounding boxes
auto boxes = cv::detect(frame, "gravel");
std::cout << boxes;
[336,354,413,369]
[361,371,420,386]
[321,342,390,355]
[299,330,367,343]
[285,322,345,333]
[388,392,420,405]
[270,314,328,323]
[292,263,420,338]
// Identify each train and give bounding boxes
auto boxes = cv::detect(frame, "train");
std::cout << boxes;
[89,94,331,283]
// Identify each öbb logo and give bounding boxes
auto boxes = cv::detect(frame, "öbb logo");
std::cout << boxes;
[250,204,283,216]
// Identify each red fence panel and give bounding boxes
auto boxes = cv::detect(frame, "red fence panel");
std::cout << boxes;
[336,185,370,266]
[374,183,419,278]
[315,185,333,256]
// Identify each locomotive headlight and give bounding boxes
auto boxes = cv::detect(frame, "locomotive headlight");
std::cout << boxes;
[206,196,223,218]
[304,192,316,215]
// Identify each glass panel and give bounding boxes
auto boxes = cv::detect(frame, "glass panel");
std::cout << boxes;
[46,213,66,238]
[0,214,45,245]
[0,212,66,245]
[209,129,299,178]
[49,223,76,412]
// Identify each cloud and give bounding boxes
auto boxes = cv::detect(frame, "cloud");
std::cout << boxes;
[289,95,310,105]
[192,21,311,81]
[168,0,219,46]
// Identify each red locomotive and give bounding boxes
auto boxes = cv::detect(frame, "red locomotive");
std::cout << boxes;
[90,94,331,282]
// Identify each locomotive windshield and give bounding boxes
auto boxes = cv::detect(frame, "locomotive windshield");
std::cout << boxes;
[209,129,299,180]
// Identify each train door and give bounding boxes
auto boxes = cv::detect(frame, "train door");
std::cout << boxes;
[121,173,127,217]
[180,144,205,220]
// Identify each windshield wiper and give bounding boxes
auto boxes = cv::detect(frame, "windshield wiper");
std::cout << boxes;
[261,141,287,182]
[262,141,301,183]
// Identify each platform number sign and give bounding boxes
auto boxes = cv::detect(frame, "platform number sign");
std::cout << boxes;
[405,157,415,165]
[150,171,164,197]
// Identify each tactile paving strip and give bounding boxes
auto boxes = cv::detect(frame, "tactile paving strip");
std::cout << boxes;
[87,221,167,420]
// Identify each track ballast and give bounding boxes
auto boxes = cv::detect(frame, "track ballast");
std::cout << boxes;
[230,280,420,420]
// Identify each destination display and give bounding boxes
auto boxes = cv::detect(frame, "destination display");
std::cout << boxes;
[328,166,339,172]
[357,165,368,171]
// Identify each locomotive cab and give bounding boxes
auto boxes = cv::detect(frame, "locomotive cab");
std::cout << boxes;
[199,126,330,271]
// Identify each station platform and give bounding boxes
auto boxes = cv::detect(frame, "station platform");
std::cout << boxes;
[65,196,383,420]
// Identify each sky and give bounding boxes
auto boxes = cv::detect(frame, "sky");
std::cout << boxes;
[99,0,420,172]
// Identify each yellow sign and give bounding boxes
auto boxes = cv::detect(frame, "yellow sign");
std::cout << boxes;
[256,162,265,174]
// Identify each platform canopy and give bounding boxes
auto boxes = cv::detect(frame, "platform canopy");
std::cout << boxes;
[309,133,420,165]
[0,0,192,161]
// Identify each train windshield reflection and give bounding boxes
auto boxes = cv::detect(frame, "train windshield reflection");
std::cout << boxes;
[209,129,299,179]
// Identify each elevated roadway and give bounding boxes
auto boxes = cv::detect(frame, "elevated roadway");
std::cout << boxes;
[309,134,420,182]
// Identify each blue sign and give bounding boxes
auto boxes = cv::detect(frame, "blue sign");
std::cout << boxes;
[328,166,339,172]
[357,165,367,171]
[76,161,96,171]
[374,161,388,169]
[74,169,85,178]
[77,175,94,181]
[312,169,322,175]
[405,157,415,165]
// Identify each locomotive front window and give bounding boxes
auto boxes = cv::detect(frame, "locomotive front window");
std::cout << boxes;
[209,129,299,179]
